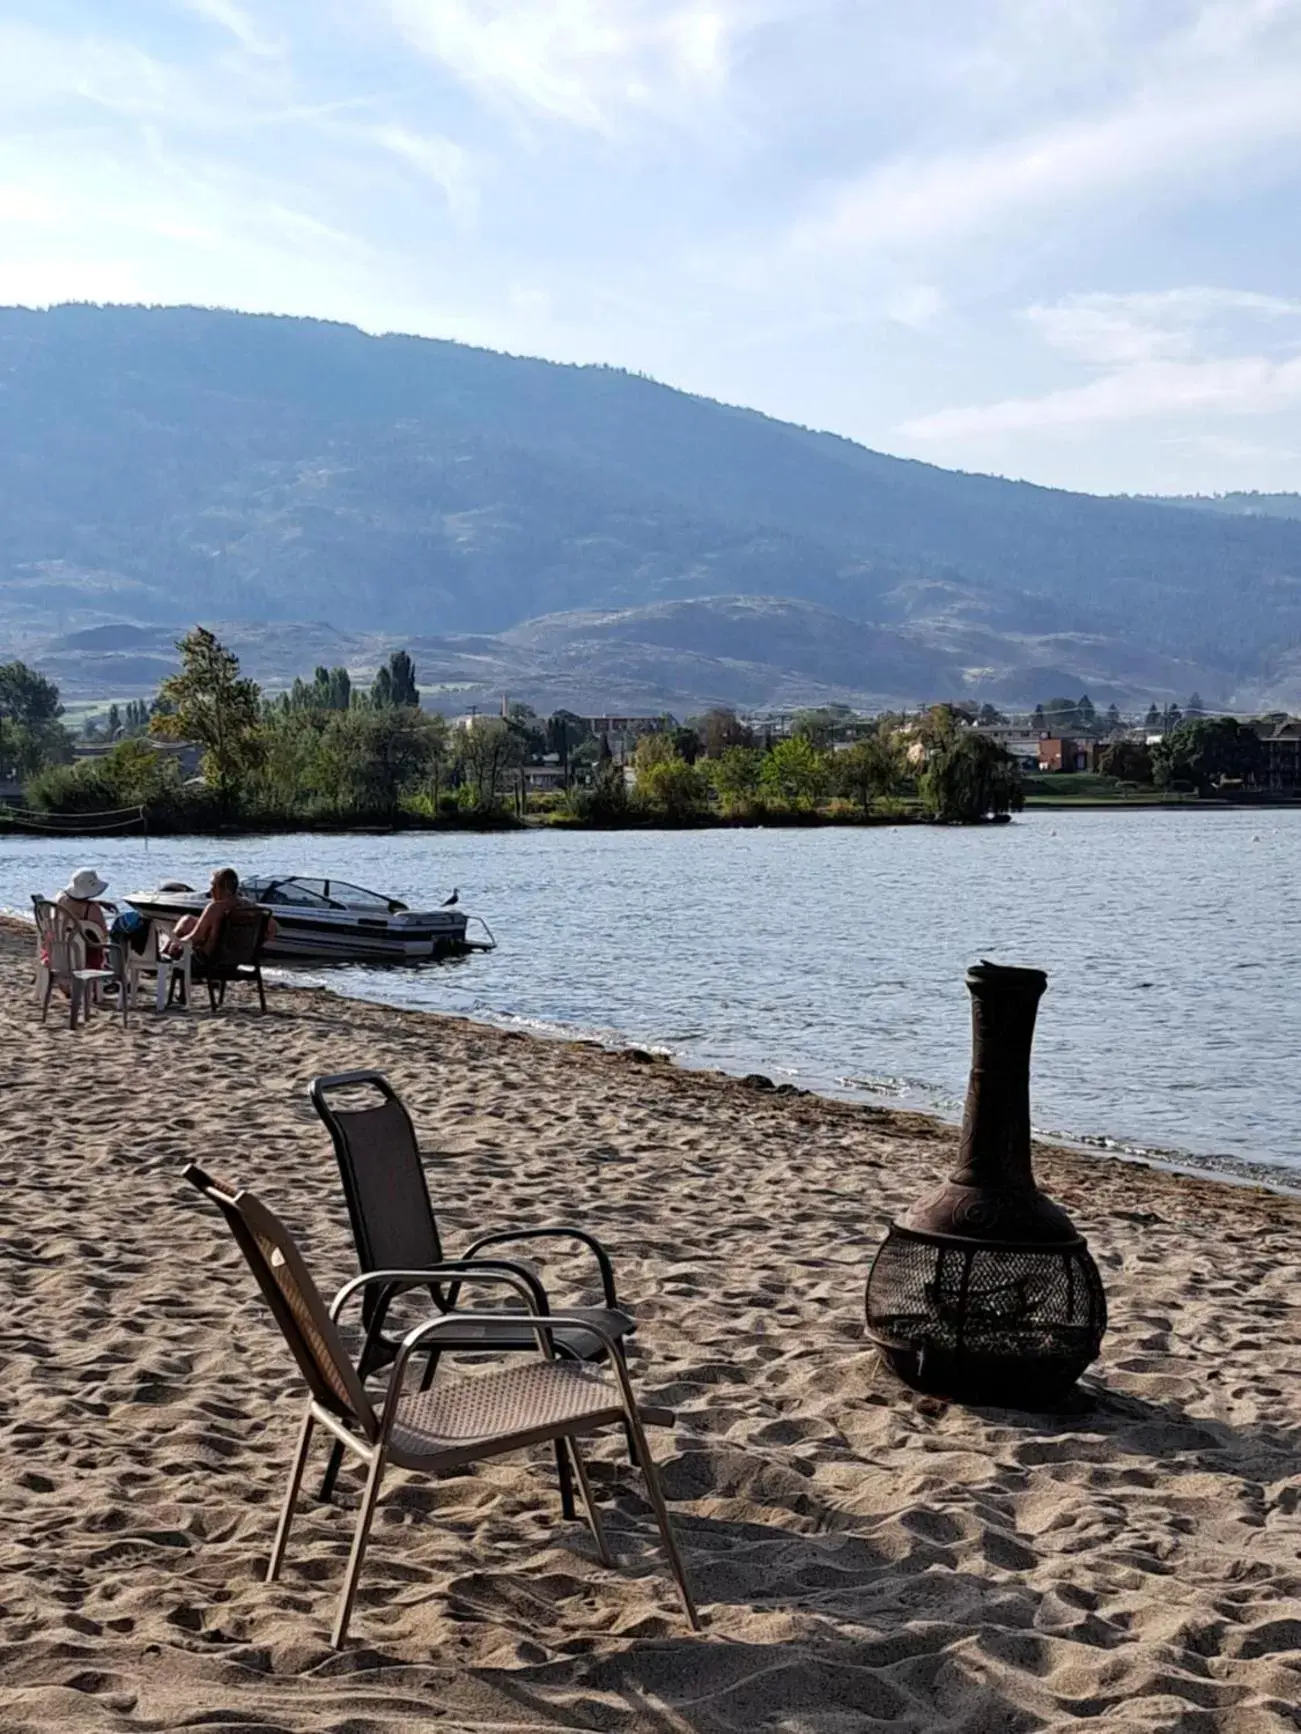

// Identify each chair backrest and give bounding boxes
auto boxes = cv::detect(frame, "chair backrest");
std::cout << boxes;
[182,1163,379,1439]
[211,903,268,967]
[33,897,85,976]
[308,1071,444,1323]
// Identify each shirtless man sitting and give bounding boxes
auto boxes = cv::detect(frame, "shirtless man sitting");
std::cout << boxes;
[165,868,277,957]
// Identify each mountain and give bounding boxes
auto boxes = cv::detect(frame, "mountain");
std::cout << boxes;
[26,596,1210,718]
[2,302,1301,708]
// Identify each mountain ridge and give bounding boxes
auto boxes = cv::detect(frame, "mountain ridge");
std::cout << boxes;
[1,303,1300,707]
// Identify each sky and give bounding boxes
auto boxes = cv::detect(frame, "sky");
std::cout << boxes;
[4,0,1301,496]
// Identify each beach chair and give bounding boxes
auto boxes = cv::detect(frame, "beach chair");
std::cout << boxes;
[181,1164,699,1648]
[308,1069,637,1516]
[31,898,116,1029]
[190,904,269,1012]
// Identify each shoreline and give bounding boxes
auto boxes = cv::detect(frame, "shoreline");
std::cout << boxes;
[4,796,1298,840]
[5,918,1301,1729]
[5,908,1293,1199]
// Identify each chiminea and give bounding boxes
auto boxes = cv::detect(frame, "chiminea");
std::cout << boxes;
[865,962,1106,1403]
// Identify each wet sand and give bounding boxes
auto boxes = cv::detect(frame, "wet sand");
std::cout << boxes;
[2,916,1300,1731]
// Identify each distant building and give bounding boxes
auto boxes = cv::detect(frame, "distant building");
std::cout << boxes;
[1037,737,1096,773]
[1257,721,1301,793]
[73,738,202,777]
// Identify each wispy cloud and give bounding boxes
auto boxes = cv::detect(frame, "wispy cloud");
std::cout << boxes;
[181,0,283,59]
[384,0,740,134]
[902,288,1301,440]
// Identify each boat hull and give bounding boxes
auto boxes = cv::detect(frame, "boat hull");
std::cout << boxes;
[124,894,472,964]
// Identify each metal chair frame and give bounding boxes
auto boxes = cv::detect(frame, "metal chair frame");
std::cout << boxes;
[183,1164,699,1648]
[307,1069,639,1518]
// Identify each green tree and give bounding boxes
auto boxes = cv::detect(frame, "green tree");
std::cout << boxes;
[456,718,523,812]
[1104,702,1122,734]
[706,745,765,815]
[761,735,830,808]
[636,754,709,819]
[790,707,848,751]
[1096,739,1154,783]
[919,732,1023,821]
[317,706,446,817]
[836,733,902,816]
[150,627,263,815]
[1144,703,1161,732]
[1151,716,1264,794]
[0,659,70,779]
[371,649,419,708]
[1185,691,1205,718]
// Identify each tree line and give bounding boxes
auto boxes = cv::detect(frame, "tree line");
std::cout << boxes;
[6,630,1027,828]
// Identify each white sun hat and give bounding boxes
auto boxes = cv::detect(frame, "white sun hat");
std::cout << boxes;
[65,868,109,900]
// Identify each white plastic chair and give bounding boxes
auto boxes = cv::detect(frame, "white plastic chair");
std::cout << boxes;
[32,899,116,1029]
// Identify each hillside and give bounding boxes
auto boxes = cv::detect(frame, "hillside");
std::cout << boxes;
[1140,493,1301,522]
[2,303,1301,707]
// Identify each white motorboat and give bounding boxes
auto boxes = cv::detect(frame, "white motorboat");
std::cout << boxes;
[125,875,492,964]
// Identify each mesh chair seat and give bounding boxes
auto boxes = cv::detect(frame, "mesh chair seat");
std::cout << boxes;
[387,1359,624,1468]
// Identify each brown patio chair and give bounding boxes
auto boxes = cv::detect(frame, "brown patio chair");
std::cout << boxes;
[181,1163,700,1648]
[189,903,269,1012]
[307,1069,638,1517]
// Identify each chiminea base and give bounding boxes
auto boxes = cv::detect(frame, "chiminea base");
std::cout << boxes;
[865,1223,1106,1405]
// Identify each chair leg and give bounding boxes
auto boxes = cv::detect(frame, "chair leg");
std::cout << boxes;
[41,973,54,1023]
[69,980,82,1030]
[624,1410,700,1631]
[318,1439,346,1504]
[567,1436,613,1566]
[332,1445,387,1648]
[256,966,266,1013]
[418,1348,441,1393]
[554,1438,577,1521]
[267,1403,316,1582]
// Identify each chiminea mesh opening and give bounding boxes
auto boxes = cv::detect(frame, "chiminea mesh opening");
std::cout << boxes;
[866,1225,1106,1402]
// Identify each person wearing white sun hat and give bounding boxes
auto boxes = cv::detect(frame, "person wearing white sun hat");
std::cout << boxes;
[55,868,112,969]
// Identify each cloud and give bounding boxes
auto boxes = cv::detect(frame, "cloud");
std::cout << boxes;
[792,67,1301,257]
[383,0,739,133]
[180,0,282,59]
[901,288,1301,440]
[365,125,478,222]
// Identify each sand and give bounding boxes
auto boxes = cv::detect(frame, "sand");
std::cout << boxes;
[2,917,1301,1732]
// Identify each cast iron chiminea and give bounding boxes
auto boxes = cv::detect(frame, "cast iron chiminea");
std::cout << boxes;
[865,962,1106,1403]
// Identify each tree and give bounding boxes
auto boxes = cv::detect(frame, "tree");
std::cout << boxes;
[316,706,446,817]
[919,732,1023,821]
[835,734,902,816]
[1076,693,1097,735]
[106,702,122,739]
[706,746,765,815]
[761,735,830,808]
[1097,739,1154,783]
[151,627,263,815]
[636,753,709,819]
[0,659,71,779]
[1104,703,1122,735]
[371,649,419,708]
[456,718,523,812]
[693,708,753,759]
[1151,716,1264,794]
[290,665,352,711]
[1162,702,1183,735]
[0,660,62,729]
[976,703,1006,728]
[1144,704,1161,732]
[1185,691,1205,718]
[790,708,846,751]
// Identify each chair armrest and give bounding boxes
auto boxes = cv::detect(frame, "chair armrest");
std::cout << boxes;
[328,1258,551,1324]
[461,1227,619,1309]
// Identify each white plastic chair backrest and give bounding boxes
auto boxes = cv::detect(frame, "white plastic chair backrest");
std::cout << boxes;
[39,902,87,979]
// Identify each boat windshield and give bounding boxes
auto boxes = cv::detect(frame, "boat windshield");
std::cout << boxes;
[240,876,406,912]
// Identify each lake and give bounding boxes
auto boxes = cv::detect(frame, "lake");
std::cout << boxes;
[3,809,1298,1181]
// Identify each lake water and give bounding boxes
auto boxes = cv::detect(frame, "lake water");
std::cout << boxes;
[3,810,1298,1182]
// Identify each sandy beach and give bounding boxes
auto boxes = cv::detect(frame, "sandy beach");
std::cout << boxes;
[3,916,1301,1732]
